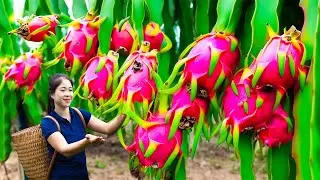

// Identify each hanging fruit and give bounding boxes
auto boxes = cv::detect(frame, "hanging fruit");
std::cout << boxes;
[8,15,59,42]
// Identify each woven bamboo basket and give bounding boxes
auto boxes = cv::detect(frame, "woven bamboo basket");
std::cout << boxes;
[11,108,83,180]
[11,125,50,180]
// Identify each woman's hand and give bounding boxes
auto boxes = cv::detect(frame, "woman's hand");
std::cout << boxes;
[47,132,105,158]
[85,134,105,144]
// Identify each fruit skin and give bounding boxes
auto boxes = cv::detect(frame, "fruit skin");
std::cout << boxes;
[80,51,119,105]
[143,22,164,51]
[166,84,209,130]
[250,25,306,105]
[97,42,161,130]
[3,51,42,93]
[110,21,138,55]
[222,69,276,133]
[121,50,158,104]
[126,113,182,169]
[8,15,59,42]
[162,31,240,104]
[182,32,240,92]
[106,42,159,110]
[257,105,293,148]
[48,13,106,77]
[62,17,102,75]
[218,68,278,152]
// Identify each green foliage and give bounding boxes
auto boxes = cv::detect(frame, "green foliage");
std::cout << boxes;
[98,0,115,54]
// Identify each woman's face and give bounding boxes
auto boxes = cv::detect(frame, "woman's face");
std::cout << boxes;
[51,78,73,109]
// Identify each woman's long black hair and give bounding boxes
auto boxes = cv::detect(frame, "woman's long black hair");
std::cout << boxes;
[48,74,74,114]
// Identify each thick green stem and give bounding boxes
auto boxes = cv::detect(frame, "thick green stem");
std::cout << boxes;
[244,0,281,66]
[158,93,168,115]
[292,1,319,180]
[310,2,320,179]
[238,132,255,180]
[213,0,244,33]
[98,0,115,53]
[267,143,291,180]
[132,0,145,44]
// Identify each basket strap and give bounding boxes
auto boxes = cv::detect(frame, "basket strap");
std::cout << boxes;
[71,107,87,129]
[45,116,61,132]
[44,115,60,180]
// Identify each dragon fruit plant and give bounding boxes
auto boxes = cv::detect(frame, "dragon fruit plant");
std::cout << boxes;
[257,105,293,148]
[219,69,277,152]
[8,15,59,42]
[110,19,138,55]
[143,22,172,53]
[0,51,42,94]
[157,28,241,158]
[122,118,182,179]
[98,41,162,129]
[44,12,105,77]
[162,30,240,108]
[218,24,306,145]
[165,83,209,157]
[76,50,119,106]
[121,113,182,169]
[2,0,320,179]
[118,77,184,178]
[249,25,306,109]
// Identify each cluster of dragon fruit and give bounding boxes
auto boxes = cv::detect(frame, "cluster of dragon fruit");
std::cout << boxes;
[220,25,307,151]
[0,11,308,177]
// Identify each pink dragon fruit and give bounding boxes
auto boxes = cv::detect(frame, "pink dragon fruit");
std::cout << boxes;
[117,79,183,174]
[250,25,306,108]
[110,20,138,54]
[257,105,293,147]
[120,112,182,169]
[102,41,158,120]
[163,31,240,103]
[46,12,105,77]
[79,50,119,105]
[165,83,209,157]
[8,15,59,42]
[220,69,277,150]
[143,22,171,52]
[2,51,42,93]
[167,84,209,130]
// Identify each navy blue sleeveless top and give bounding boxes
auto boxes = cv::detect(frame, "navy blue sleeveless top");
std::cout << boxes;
[41,107,91,179]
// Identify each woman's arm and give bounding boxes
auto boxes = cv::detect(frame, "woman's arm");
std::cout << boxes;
[47,133,104,158]
[87,114,126,135]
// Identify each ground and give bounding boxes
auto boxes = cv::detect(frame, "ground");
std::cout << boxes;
[0,134,267,180]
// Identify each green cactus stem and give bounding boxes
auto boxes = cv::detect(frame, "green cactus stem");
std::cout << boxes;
[310,1,320,178]
[267,143,292,180]
[238,132,255,180]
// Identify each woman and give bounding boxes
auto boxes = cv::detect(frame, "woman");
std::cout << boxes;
[41,73,126,180]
